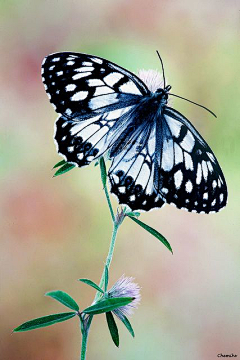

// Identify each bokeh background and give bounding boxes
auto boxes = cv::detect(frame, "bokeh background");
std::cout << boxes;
[1,1,239,359]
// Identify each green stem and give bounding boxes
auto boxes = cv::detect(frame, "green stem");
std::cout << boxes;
[104,185,115,222]
[94,221,119,302]
[80,315,93,360]
[80,158,122,359]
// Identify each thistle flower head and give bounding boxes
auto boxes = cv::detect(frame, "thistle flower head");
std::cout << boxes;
[107,275,141,320]
[138,69,164,92]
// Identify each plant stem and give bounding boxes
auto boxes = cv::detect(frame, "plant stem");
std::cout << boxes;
[80,315,93,360]
[80,158,122,359]
[94,221,119,302]
[104,185,115,222]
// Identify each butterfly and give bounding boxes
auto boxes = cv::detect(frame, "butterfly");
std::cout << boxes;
[41,51,227,213]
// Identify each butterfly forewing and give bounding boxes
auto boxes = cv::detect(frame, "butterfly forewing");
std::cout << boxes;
[41,52,149,118]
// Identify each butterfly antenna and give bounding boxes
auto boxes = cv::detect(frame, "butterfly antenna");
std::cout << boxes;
[169,93,217,118]
[156,50,166,89]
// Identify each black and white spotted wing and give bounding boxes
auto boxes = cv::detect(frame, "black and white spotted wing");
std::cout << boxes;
[42,52,227,214]
[108,103,227,213]
[42,52,149,166]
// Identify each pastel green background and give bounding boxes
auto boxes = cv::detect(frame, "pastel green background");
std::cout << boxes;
[1,1,239,359]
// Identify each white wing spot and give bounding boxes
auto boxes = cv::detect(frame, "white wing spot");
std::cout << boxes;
[207,161,214,173]
[94,86,114,96]
[166,116,182,138]
[180,130,195,152]
[68,146,74,153]
[52,82,55,85]
[162,139,174,171]
[130,195,136,201]
[202,161,208,181]
[104,72,124,87]
[212,180,217,188]
[174,143,183,165]
[90,57,103,64]
[65,108,72,116]
[207,152,215,162]
[196,163,202,185]
[52,57,60,62]
[82,61,92,66]
[75,66,94,72]
[62,122,68,128]
[62,136,66,141]
[57,71,63,76]
[184,152,194,170]
[67,61,75,66]
[77,153,84,160]
[194,201,198,205]
[88,79,105,87]
[66,84,77,92]
[56,90,60,94]
[71,91,88,101]
[174,170,183,189]
[72,72,91,80]
[118,186,125,194]
[161,187,168,194]
[211,199,216,206]
[185,180,193,193]
[218,179,221,187]
[203,192,208,200]
[119,81,142,95]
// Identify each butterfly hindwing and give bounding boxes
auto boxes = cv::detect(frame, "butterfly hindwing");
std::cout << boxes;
[155,107,227,213]
[108,122,165,211]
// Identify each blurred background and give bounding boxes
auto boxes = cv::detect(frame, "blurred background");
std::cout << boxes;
[1,0,239,359]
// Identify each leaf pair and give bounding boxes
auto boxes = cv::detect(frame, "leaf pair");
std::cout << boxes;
[53,160,75,177]
[14,290,79,332]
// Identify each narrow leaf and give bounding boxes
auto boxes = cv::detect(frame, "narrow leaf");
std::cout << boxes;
[13,312,76,332]
[99,157,107,187]
[104,265,109,293]
[119,315,135,337]
[53,163,75,177]
[78,279,104,294]
[125,211,140,218]
[52,159,67,169]
[45,290,79,311]
[83,297,134,315]
[128,215,173,254]
[106,312,119,347]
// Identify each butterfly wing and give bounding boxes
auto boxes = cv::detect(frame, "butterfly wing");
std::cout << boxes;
[42,52,150,166]
[108,119,165,211]
[154,106,228,213]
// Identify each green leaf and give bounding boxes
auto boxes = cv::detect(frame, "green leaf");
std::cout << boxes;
[13,312,76,332]
[45,290,79,311]
[119,315,135,337]
[52,159,67,169]
[99,157,107,187]
[53,163,75,177]
[78,279,104,294]
[83,297,134,315]
[104,265,109,293]
[125,211,140,218]
[128,215,173,254]
[106,312,119,347]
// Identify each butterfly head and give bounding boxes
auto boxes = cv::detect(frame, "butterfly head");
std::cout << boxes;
[155,85,172,104]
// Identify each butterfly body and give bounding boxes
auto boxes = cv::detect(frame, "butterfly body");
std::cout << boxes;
[42,52,227,214]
